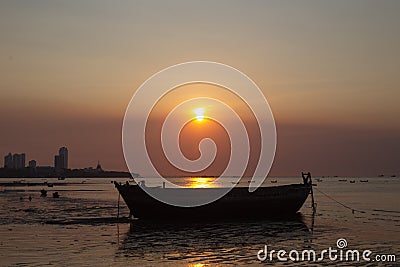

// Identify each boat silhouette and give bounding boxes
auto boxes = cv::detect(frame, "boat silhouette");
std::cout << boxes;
[114,173,313,220]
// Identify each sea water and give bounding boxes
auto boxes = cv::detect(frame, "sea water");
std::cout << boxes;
[0,177,399,266]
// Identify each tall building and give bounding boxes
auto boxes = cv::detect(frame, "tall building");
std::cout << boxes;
[12,153,25,169]
[4,153,13,169]
[59,147,68,169]
[54,155,60,169]
[54,147,68,170]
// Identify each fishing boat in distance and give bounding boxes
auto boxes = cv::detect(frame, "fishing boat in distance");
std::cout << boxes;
[360,179,369,183]
[114,172,314,220]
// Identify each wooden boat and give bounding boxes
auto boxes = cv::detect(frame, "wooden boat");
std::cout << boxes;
[114,173,313,220]
[360,180,369,183]
[270,180,277,183]
[338,179,347,182]
[349,180,355,183]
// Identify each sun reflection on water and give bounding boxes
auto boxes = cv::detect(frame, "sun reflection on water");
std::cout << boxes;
[188,263,206,267]
[186,177,216,188]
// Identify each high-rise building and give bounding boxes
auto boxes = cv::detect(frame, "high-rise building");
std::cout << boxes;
[54,147,68,170]
[54,155,60,169]
[4,153,13,169]
[59,147,68,169]
[12,153,25,169]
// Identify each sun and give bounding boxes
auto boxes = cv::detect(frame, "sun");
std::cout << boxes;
[193,107,205,122]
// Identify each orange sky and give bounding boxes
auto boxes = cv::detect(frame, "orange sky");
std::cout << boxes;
[0,1,399,176]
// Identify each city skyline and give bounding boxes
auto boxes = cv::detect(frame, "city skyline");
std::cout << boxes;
[3,146,70,170]
[2,146,111,173]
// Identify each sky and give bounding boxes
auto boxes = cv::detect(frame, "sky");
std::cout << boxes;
[0,0,399,176]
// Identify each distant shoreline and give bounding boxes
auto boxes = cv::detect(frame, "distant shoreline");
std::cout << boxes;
[0,167,135,178]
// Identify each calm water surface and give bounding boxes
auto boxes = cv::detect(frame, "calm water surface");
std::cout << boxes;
[0,177,399,266]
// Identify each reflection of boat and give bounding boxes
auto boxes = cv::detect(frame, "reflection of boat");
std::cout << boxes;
[114,173,313,220]
[360,180,369,183]
[120,215,311,264]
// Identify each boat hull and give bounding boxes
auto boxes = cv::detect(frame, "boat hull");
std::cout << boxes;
[114,182,311,220]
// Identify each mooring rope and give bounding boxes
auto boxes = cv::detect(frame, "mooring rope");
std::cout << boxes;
[313,187,366,214]
[314,187,400,216]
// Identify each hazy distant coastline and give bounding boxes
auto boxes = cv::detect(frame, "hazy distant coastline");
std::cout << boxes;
[0,167,135,178]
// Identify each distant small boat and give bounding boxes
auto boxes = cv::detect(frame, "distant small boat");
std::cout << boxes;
[360,180,369,183]
[391,175,396,178]
[338,179,347,182]
[378,174,384,177]
[47,183,54,187]
[349,180,355,183]
[270,180,277,183]
[58,177,65,180]
[40,189,47,197]
[52,192,60,198]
